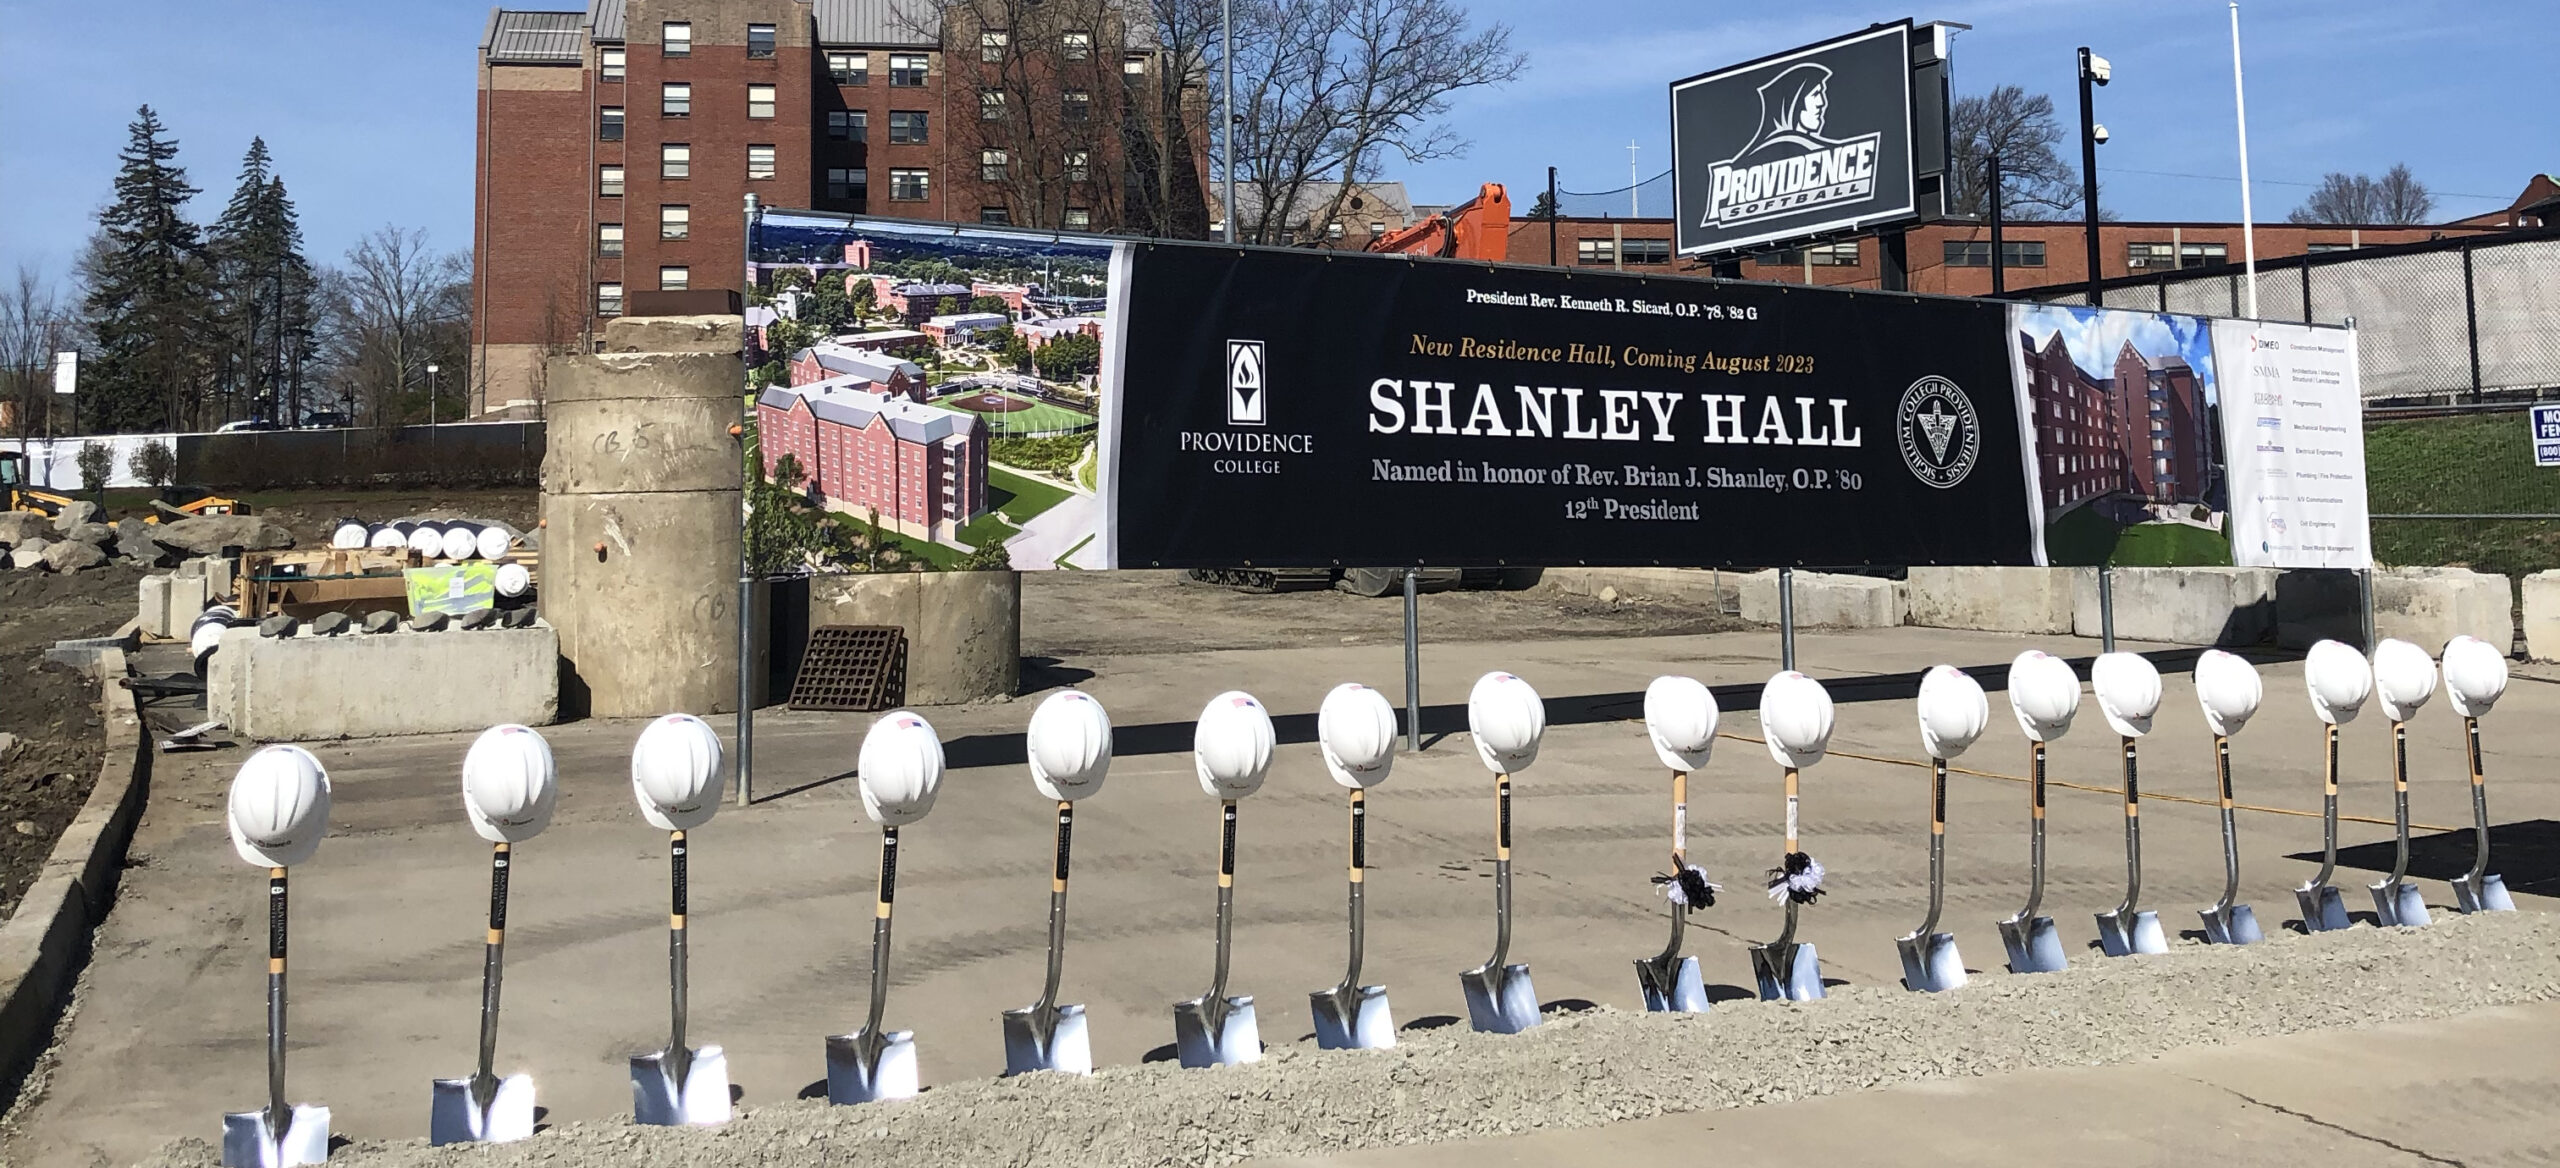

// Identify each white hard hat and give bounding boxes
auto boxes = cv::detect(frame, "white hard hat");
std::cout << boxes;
[2304,639,2373,726]
[368,524,408,551]
[858,710,944,827]
[2193,650,2264,738]
[1466,672,1546,774]
[2371,638,2437,723]
[2442,635,2509,719]
[407,522,446,558]
[476,525,515,561]
[462,724,558,844]
[441,524,481,561]
[190,617,226,665]
[2008,651,2081,743]
[228,744,332,868]
[1317,682,1398,790]
[1026,689,1113,802]
[494,562,534,599]
[631,713,725,831]
[1759,671,1834,769]
[1194,691,1275,799]
[1916,665,1990,761]
[1642,675,1719,772]
[2090,652,2162,738]
[329,519,369,550]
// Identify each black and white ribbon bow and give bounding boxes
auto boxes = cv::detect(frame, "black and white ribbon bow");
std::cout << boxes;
[1651,857,1719,911]
[1765,851,1826,905]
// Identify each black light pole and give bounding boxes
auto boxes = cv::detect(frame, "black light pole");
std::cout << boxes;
[1987,150,2007,295]
[2077,47,2110,306]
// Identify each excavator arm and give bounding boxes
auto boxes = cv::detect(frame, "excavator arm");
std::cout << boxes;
[1367,183,1511,262]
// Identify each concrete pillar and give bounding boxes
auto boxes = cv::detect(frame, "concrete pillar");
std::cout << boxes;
[541,314,744,718]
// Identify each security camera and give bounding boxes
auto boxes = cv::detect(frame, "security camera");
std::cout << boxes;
[2091,123,2110,145]
[2085,53,2112,85]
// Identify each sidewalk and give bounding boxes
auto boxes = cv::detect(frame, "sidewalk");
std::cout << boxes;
[1247,1000,2560,1167]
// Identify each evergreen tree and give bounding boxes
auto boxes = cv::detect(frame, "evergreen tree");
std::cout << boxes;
[209,138,317,424]
[84,106,214,432]
[1526,189,1558,219]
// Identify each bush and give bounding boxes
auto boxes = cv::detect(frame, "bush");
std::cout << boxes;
[989,435,1089,472]
[75,442,113,494]
[128,439,176,488]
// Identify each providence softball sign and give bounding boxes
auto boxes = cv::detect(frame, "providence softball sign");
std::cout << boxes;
[1668,22,1925,257]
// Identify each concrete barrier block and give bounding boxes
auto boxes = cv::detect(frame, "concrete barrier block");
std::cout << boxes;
[1537,567,1737,610]
[1906,566,2077,634]
[2072,566,2279,646]
[2524,571,2560,661]
[211,624,559,740]
[137,576,171,639]
[167,572,208,634]
[2275,569,2364,650]
[2372,567,2511,651]
[809,571,1020,705]
[1736,569,1904,629]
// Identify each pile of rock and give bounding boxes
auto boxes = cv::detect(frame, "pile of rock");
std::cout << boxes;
[0,501,294,572]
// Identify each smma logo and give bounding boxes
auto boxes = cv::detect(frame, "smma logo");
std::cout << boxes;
[1705,63,1879,229]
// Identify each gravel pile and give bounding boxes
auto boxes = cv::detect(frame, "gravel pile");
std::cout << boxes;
[140,911,2560,1168]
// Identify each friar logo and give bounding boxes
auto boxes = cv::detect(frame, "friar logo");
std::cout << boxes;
[1896,375,1979,489]
[1705,62,1881,230]
[1226,339,1266,425]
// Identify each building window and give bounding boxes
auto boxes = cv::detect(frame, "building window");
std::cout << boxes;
[2007,240,2048,267]
[598,223,624,257]
[1577,239,1615,265]
[747,23,775,59]
[2128,241,2177,269]
[598,283,623,316]
[827,110,867,141]
[661,143,690,178]
[600,165,624,197]
[661,204,690,240]
[1124,54,1147,77]
[980,148,1008,182]
[826,167,868,201]
[1062,89,1090,121]
[1754,248,1799,265]
[829,51,868,84]
[889,168,929,201]
[660,265,689,291]
[981,206,1011,225]
[662,21,690,56]
[889,53,927,86]
[1945,240,2044,267]
[889,110,928,144]
[745,84,775,119]
[748,144,776,180]
[599,106,625,140]
[2306,241,2353,254]
[1062,30,1092,60]
[981,30,1008,61]
[600,47,625,82]
[1623,238,1670,265]
[1808,241,1858,266]
[1063,207,1091,230]
[662,82,690,117]
[1063,149,1089,182]
[980,89,1006,120]
[2179,242,2229,269]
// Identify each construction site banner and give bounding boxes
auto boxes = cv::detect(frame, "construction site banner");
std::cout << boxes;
[2211,319,2371,569]
[1101,241,2040,568]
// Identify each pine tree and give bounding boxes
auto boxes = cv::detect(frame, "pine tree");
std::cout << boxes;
[84,106,214,432]
[208,139,317,424]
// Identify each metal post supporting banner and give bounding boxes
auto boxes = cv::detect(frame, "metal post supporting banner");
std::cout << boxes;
[1988,151,2006,296]
[1778,567,1797,673]
[2098,565,2116,653]
[1403,569,1421,753]
[738,193,759,807]
[1547,167,1559,266]
[2463,243,2481,400]
[1221,0,1235,245]
[2359,568,2375,650]
[2230,3,2259,319]
[2077,47,2105,308]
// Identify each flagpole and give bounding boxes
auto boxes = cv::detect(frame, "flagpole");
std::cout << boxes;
[2230,2,2259,318]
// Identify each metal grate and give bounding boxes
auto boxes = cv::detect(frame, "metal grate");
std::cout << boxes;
[789,625,907,711]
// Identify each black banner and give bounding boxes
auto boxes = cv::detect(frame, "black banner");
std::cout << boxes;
[1105,243,2035,568]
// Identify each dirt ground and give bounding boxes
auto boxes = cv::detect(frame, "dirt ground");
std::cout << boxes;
[236,487,539,548]
[0,563,141,921]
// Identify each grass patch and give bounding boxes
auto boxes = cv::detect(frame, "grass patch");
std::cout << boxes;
[988,465,1070,524]
[2045,502,2233,567]
[2366,412,2560,579]
[932,389,1094,436]
[871,528,964,570]
[1054,532,1095,569]
[1077,450,1096,490]
[957,512,1022,549]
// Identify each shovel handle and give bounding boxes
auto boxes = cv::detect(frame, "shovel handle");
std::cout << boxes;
[1495,774,1512,861]
[2019,741,2047,922]
[2465,718,2492,890]
[668,831,689,1077]
[267,867,287,1136]
[2212,736,2241,916]
[1038,803,1071,1013]
[1342,789,1367,993]
[479,843,511,1084]
[2313,724,2339,888]
[1670,769,1687,861]
[1783,767,1799,854]
[866,826,898,1037]
[1916,758,1947,939]
[2113,738,2143,919]
[2387,722,2411,885]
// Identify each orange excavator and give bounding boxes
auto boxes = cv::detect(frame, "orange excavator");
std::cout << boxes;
[1367,183,1511,262]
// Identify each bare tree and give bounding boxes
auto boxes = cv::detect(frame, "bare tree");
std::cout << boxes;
[0,267,66,445]
[2288,164,2434,225]
[315,226,469,426]
[1946,86,2086,221]
[1221,0,1524,245]
[938,0,1135,231]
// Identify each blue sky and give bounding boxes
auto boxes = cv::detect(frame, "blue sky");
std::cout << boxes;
[3,1,2552,289]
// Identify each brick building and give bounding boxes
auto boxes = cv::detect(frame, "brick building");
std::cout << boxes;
[2017,328,2213,515]
[787,342,927,398]
[756,381,986,540]
[473,0,1192,410]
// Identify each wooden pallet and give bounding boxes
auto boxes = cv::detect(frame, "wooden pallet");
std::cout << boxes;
[788,625,907,712]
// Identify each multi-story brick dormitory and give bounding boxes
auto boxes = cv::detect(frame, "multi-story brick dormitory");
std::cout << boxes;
[756,381,987,541]
[2017,329,2214,516]
[473,0,1198,410]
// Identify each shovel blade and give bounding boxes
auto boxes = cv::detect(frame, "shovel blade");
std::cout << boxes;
[1171,995,1261,1068]
[825,1028,919,1104]
[2371,881,2432,927]
[2454,874,2516,914]
[221,1104,330,1168]
[1000,1003,1092,1076]
[1308,985,1397,1050]
[2199,904,2264,945]
[1998,915,2069,974]
[1897,932,1968,993]
[628,1045,729,1126]
[1633,955,1709,1013]
[1458,962,1542,1033]
[1750,941,1825,1001]
[429,1074,535,1145]
[2094,909,2168,957]
[2294,884,2352,932]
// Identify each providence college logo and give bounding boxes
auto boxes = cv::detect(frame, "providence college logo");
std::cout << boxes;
[1705,62,1881,230]
[1896,375,1979,489]
[1225,340,1266,425]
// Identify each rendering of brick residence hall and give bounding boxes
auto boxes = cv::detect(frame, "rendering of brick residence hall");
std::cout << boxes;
[787,343,928,400]
[757,381,988,542]
[2019,330,2212,514]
